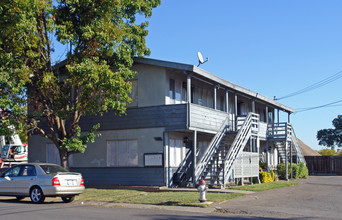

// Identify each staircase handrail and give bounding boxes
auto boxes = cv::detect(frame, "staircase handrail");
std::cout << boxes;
[267,122,288,139]
[223,112,259,184]
[194,116,229,182]
[288,125,306,165]
[174,148,192,175]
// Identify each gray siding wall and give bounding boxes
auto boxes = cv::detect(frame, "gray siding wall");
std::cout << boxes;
[78,104,187,132]
[131,63,167,107]
[71,167,164,186]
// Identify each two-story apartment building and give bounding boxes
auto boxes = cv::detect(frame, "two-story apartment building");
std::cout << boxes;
[28,57,305,187]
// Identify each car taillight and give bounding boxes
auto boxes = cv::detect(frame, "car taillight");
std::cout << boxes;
[52,177,60,186]
[80,178,84,186]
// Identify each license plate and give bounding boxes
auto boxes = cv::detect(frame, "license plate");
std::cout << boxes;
[67,179,77,186]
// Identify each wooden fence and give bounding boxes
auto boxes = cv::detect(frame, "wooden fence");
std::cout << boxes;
[305,156,342,175]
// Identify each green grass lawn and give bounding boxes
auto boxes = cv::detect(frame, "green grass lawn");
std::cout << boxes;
[77,189,245,207]
[228,181,300,192]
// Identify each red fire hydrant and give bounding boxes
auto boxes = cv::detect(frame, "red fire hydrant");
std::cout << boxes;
[197,179,208,202]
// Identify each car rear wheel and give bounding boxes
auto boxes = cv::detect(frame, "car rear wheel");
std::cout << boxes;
[16,196,25,201]
[30,187,45,204]
[61,195,75,203]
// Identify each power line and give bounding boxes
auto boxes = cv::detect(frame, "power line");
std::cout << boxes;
[295,99,342,113]
[275,70,342,100]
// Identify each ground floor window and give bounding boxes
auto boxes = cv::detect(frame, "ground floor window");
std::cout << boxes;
[107,140,138,167]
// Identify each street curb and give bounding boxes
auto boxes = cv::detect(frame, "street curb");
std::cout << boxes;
[75,200,217,213]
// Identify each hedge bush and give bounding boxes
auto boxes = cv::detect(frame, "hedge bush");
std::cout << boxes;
[277,163,308,180]
[298,163,309,179]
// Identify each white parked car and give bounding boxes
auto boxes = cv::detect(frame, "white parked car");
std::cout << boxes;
[0,163,85,203]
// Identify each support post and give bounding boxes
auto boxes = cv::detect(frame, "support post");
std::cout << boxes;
[277,109,280,124]
[285,141,288,181]
[187,75,191,129]
[234,93,238,131]
[266,141,269,171]
[193,130,197,186]
[288,112,291,123]
[249,138,253,184]
[187,74,191,103]
[225,90,229,113]
[251,99,255,113]
[163,132,170,186]
[213,85,217,110]
[290,141,293,179]
[257,136,260,184]
[265,106,269,123]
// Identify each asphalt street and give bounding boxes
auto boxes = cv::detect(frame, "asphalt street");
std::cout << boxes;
[0,176,341,220]
[217,175,342,219]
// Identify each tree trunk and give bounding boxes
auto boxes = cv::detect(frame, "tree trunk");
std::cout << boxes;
[59,147,69,169]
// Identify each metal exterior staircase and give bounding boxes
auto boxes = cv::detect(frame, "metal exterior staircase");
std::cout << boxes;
[267,123,306,165]
[222,113,259,186]
[288,125,306,164]
[194,117,230,186]
[195,112,259,187]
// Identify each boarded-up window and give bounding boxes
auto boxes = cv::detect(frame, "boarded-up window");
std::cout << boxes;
[107,140,138,167]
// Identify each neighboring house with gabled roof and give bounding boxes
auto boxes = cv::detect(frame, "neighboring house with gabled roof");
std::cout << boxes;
[28,57,305,187]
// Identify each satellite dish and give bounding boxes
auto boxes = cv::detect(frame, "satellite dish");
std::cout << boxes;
[197,51,209,67]
[198,52,204,64]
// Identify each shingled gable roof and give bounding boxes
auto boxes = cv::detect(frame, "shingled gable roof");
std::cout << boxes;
[134,57,295,114]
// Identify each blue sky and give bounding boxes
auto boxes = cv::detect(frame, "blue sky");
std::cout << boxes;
[52,0,342,150]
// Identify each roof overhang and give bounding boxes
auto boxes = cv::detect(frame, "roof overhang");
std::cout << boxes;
[133,57,296,113]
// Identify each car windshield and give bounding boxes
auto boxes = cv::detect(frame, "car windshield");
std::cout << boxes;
[40,164,68,174]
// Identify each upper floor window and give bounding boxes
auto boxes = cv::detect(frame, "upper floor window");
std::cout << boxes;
[169,79,175,103]
[168,78,186,104]
[194,87,213,108]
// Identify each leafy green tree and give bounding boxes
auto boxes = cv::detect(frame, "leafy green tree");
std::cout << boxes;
[317,148,337,156]
[317,115,342,150]
[0,0,160,168]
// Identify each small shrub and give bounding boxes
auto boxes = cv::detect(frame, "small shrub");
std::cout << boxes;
[277,163,287,180]
[291,164,299,179]
[277,163,308,180]
[298,163,309,179]
[259,161,267,170]
[259,170,274,183]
